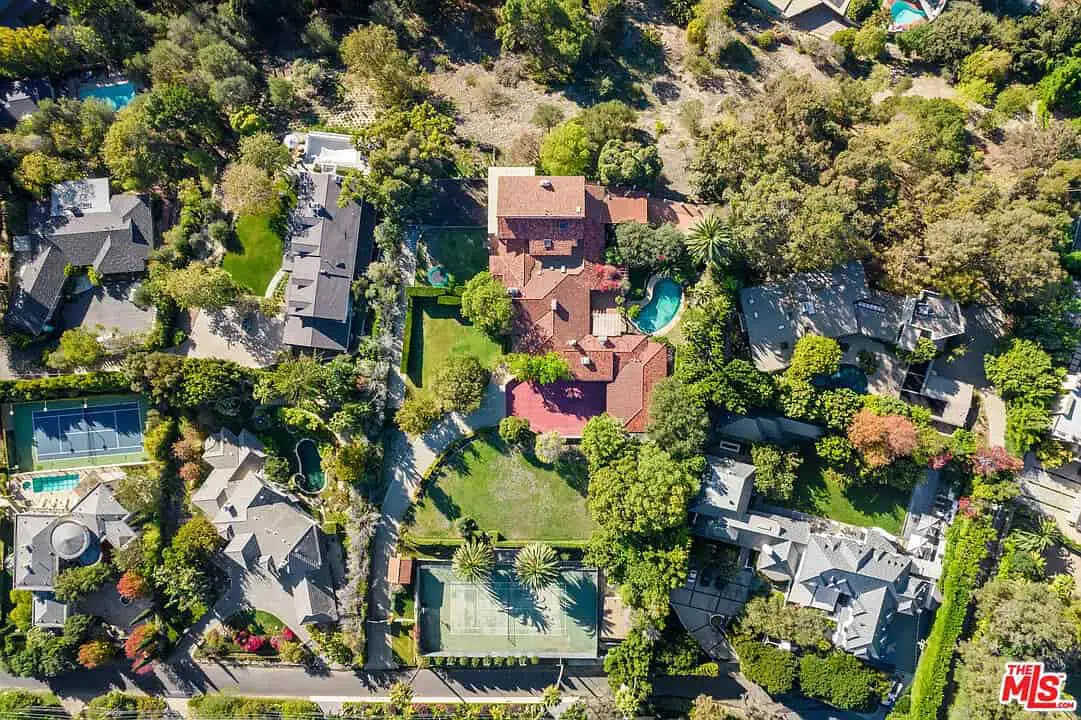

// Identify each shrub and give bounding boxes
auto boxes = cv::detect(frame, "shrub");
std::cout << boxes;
[798,652,884,710]
[499,416,532,445]
[732,638,796,695]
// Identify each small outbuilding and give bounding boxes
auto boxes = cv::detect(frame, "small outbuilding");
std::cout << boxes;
[388,555,413,586]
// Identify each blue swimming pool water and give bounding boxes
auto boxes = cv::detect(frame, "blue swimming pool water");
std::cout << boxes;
[811,364,869,394]
[635,279,683,334]
[891,0,927,26]
[78,80,137,110]
[29,472,80,493]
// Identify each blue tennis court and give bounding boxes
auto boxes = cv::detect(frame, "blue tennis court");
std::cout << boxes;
[32,401,144,462]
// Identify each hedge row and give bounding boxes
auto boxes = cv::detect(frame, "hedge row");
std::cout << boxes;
[906,517,996,720]
[428,655,541,668]
[400,286,467,372]
[0,372,128,402]
[732,637,797,695]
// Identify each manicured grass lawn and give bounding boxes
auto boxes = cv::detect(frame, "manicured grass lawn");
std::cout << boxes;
[421,227,488,284]
[224,213,283,294]
[390,622,416,667]
[228,608,287,636]
[410,430,596,542]
[407,301,503,389]
[782,460,908,536]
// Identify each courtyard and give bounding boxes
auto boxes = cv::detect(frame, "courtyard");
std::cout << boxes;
[408,430,595,543]
[417,227,489,286]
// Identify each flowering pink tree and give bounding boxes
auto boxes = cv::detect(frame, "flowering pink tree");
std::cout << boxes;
[971,446,1023,476]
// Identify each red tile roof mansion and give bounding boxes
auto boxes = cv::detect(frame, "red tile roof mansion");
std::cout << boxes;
[488,168,674,434]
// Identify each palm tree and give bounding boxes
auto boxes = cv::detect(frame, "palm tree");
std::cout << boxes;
[686,214,732,269]
[1013,518,1061,554]
[515,542,559,591]
[452,540,494,583]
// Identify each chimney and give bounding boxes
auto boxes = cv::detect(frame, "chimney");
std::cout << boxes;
[540,179,553,190]
[598,335,609,346]
[566,338,577,347]
[550,299,558,311]
[580,356,591,366]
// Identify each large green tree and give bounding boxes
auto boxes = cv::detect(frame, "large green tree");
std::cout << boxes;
[496,0,594,81]
[460,272,513,336]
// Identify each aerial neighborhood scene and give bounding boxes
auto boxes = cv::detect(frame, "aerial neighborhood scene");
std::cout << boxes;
[2,0,1081,717]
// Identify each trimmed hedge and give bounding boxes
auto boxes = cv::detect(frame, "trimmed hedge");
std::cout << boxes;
[400,286,470,372]
[906,517,995,720]
[732,637,797,695]
[798,651,886,710]
[0,372,128,401]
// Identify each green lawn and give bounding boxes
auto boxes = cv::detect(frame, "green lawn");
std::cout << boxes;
[228,609,287,635]
[390,622,416,667]
[410,430,596,542]
[782,460,909,536]
[407,300,503,389]
[420,227,488,284]
[224,213,284,294]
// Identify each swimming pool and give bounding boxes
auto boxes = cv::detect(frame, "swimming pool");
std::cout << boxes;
[24,472,80,494]
[294,439,326,494]
[890,0,927,27]
[811,364,869,394]
[78,80,137,110]
[634,279,683,334]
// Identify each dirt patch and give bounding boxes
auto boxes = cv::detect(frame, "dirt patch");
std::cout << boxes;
[420,0,832,195]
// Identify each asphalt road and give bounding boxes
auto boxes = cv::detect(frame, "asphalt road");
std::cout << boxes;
[0,663,617,702]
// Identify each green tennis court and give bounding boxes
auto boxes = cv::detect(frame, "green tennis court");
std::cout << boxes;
[417,563,599,658]
[10,394,149,472]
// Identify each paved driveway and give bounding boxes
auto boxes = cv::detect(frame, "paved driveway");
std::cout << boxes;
[366,381,506,669]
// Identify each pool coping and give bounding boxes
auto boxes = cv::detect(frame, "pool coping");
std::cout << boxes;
[630,274,685,338]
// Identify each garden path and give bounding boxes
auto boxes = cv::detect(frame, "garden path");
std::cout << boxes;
[365,381,506,669]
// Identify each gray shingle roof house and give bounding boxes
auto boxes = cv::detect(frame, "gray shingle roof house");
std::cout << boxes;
[13,483,136,627]
[193,428,338,626]
[8,178,153,336]
[739,262,974,427]
[1,79,53,127]
[691,454,939,664]
[282,171,367,353]
[739,262,965,372]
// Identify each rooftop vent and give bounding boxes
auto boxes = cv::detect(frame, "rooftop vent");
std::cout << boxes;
[540,179,553,190]
[543,238,553,250]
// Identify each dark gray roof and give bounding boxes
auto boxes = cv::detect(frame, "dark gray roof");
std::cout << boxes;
[0,79,52,126]
[692,455,755,519]
[283,172,363,352]
[739,262,965,371]
[8,182,153,335]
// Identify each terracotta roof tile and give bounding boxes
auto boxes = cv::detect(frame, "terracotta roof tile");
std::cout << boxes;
[498,176,585,218]
[493,176,672,433]
[562,349,615,382]
[499,218,584,241]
